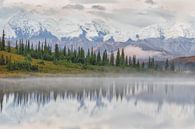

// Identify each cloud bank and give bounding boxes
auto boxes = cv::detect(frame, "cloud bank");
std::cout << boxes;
[0,0,195,29]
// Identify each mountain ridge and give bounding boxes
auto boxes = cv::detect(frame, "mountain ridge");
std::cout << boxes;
[2,11,195,58]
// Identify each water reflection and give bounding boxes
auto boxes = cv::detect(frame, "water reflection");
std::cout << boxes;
[0,77,195,129]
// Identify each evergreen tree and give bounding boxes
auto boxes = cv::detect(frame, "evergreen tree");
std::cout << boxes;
[116,48,120,66]
[55,44,60,59]
[89,47,97,65]
[86,48,90,64]
[137,60,140,69]
[102,50,108,65]
[63,46,67,57]
[38,41,41,52]
[97,50,101,65]
[121,48,125,65]
[15,40,18,53]
[170,61,175,71]
[1,30,5,50]
[79,47,85,64]
[27,40,30,52]
[165,59,169,70]
[90,47,95,65]
[110,50,115,66]
[142,62,145,69]
[151,57,155,68]
[31,43,34,51]
[0,37,2,50]
[20,39,24,55]
[132,55,136,67]
[0,55,5,65]
[129,56,132,66]
[125,56,128,66]
[7,41,11,52]
[148,57,151,68]
[48,45,52,55]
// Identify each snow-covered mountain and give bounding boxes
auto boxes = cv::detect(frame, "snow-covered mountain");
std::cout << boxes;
[4,11,195,41]
[2,11,195,58]
[137,23,195,39]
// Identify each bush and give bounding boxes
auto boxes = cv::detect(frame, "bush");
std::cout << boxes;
[37,60,45,65]
[7,61,39,72]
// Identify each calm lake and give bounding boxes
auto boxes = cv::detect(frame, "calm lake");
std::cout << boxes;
[0,76,195,129]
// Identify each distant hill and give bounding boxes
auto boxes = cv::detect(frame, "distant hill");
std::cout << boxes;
[174,56,195,71]
[174,56,195,63]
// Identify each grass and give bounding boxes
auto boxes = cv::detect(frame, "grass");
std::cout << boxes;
[0,51,87,76]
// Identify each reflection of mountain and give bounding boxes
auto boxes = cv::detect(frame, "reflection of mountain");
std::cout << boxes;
[0,77,195,112]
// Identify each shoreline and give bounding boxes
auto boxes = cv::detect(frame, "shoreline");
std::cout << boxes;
[0,70,194,78]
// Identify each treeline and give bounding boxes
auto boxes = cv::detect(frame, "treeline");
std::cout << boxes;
[14,39,150,69]
[0,30,175,72]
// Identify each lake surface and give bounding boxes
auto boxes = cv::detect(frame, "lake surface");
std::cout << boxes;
[0,76,195,129]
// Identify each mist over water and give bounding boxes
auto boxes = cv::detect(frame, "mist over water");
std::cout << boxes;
[0,76,195,129]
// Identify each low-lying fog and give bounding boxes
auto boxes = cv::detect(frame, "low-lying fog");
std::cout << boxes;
[0,75,195,129]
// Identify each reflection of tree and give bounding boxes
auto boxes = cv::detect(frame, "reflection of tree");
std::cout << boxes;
[0,91,3,112]
[0,81,186,112]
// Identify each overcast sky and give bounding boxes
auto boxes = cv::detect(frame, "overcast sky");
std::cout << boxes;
[0,0,195,28]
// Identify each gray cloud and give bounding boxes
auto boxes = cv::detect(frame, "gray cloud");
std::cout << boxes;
[89,8,168,28]
[0,0,195,30]
[149,9,175,20]
[0,7,17,18]
[145,0,155,5]
[70,0,117,4]
[0,0,5,7]
[92,5,106,11]
[62,4,84,10]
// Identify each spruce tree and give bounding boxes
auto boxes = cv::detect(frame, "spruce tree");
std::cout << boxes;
[79,47,85,64]
[137,60,140,69]
[116,48,120,66]
[55,44,60,59]
[142,62,145,69]
[15,40,18,53]
[148,57,151,68]
[129,56,132,66]
[0,55,5,65]
[151,58,155,68]
[27,40,30,52]
[121,48,125,65]
[7,41,11,52]
[125,56,128,66]
[133,55,136,67]
[86,48,90,64]
[0,37,2,50]
[2,30,5,50]
[90,47,94,64]
[31,43,34,51]
[110,50,115,66]
[165,59,169,70]
[63,46,67,57]
[38,41,41,52]
[0,55,3,65]
[102,50,108,65]
[97,50,101,65]
[170,61,175,71]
